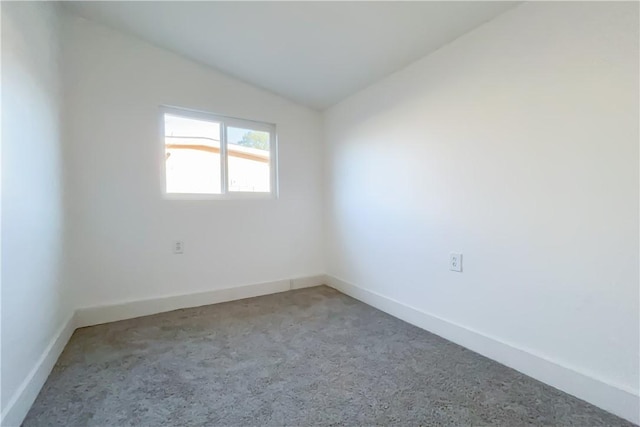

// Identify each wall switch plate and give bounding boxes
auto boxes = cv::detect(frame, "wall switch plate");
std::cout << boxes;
[173,240,184,254]
[449,253,462,272]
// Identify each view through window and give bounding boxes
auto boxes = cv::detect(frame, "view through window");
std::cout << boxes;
[163,108,275,196]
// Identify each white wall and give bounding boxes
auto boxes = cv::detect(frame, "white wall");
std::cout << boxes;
[1,0,72,419]
[3,2,638,424]
[325,1,638,421]
[62,14,324,309]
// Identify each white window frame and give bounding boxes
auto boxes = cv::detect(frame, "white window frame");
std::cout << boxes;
[160,105,278,200]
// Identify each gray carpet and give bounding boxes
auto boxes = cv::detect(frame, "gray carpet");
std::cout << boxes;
[24,286,633,426]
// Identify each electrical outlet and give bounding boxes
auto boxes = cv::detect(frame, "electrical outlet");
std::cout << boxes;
[449,253,462,272]
[173,240,184,254]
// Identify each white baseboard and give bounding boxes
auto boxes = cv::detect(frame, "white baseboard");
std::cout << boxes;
[75,275,326,328]
[325,274,640,425]
[76,279,288,328]
[1,312,76,427]
[290,274,327,290]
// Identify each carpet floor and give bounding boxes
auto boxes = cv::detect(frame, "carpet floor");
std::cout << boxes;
[24,286,632,426]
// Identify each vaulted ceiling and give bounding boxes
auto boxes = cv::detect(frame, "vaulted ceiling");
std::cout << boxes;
[64,1,518,110]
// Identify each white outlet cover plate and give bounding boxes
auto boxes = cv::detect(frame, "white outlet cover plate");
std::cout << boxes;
[449,253,462,272]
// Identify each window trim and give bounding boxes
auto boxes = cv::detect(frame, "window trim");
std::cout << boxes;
[160,105,278,200]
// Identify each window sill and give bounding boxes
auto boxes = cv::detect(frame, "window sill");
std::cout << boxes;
[162,192,277,201]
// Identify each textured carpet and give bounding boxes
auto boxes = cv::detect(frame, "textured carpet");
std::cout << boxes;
[24,286,632,426]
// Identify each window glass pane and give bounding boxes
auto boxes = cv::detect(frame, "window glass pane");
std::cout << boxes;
[165,114,221,194]
[227,127,271,192]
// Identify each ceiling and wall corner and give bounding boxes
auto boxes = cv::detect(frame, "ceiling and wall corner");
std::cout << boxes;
[62,1,519,110]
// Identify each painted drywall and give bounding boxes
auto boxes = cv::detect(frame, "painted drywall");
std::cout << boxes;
[63,2,517,110]
[324,0,639,419]
[61,14,324,308]
[1,0,72,418]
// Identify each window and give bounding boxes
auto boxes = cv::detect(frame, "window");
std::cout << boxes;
[162,106,277,197]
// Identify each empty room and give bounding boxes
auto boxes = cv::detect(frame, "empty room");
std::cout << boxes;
[1,1,638,426]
